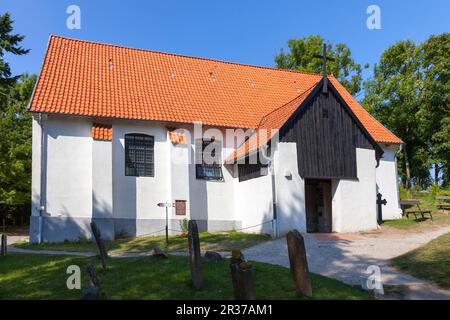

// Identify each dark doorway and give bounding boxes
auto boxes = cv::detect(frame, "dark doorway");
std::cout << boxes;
[305,179,332,233]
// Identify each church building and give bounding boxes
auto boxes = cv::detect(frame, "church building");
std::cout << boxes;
[28,36,403,242]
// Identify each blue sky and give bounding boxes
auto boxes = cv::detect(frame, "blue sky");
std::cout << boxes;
[1,0,449,82]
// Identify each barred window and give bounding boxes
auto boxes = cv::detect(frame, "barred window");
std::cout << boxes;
[238,163,268,182]
[195,139,223,180]
[125,134,154,177]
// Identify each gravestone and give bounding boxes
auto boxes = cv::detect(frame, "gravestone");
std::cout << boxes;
[90,221,108,270]
[82,262,102,300]
[0,234,6,256]
[151,247,167,258]
[286,230,312,297]
[188,220,203,290]
[229,250,256,300]
[204,251,222,263]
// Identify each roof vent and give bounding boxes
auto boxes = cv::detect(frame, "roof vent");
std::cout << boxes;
[249,81,255,88]
[108,59,114,70]
[209,72,216,81]
[169,71,176,77]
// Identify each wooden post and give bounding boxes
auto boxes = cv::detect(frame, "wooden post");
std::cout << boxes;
[286,230,312,297]
[229,250,256,300]
[90,221,108,270]
[0,234,6,256]
[188,220,203,290]
[86,262,101,287]
[82,262,102,300]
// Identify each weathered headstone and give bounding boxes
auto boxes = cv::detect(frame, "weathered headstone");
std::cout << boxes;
[90,221,108,270]
[82,262,102,300]
[0,234,6,256]
[229,250,256,300]
[188,220,203,290]
[151,246,167,258]
[286,229,312,297]
[204,251,222,263]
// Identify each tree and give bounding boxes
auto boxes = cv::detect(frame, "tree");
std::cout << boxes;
[0,13,29,89]
[362,41,425,188]
[0,74,36,210]
[0,12,31,224]
[362,34,450,189]
[275,35,367,96]
[417,33,450,186]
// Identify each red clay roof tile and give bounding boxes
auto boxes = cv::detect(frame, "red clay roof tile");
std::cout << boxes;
[92,123,112,141]
[30,35,402,150]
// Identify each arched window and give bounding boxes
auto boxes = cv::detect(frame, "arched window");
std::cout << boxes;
[125,134,154,177]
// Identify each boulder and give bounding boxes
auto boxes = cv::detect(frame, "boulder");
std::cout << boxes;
[204,251,222,263]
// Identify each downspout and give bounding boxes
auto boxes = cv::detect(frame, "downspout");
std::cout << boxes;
[270,158,278,238]
[395,144,403,211]
[37,113,47,243]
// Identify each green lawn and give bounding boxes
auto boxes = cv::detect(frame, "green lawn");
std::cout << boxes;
[382,211,450,230]
[0,253,371,300]
[381,188,450,230]
[15,231,271,254]
[391,232,450,289]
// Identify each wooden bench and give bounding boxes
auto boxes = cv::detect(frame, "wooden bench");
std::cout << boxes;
[435,196,450,213]
[399,200,433,221]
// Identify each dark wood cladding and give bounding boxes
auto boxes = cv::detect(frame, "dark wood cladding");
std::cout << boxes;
[280,88,375,179]
[238,163,268,182]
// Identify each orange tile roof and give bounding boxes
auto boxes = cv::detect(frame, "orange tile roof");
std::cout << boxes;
[228,83,318,162]
[30,35,402,149]
[92,123,112,141]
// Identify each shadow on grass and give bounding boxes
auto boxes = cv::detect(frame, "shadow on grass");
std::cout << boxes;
[0,253,371,300]
[391,232,450,289]
[15,232,272,255]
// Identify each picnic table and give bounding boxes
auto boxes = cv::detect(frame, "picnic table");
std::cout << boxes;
[435,196,450,213]
[399,199,433,221]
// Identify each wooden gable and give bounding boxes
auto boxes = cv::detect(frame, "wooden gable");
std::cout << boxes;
[279,80,382,179]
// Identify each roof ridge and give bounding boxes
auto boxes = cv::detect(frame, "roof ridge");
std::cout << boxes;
[49,34,323,77]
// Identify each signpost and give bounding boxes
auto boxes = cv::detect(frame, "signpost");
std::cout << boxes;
[157,202,174,244]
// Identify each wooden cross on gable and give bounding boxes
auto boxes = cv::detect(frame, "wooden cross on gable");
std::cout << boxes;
[314,44,335,94]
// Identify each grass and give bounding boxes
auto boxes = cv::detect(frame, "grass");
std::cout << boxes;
[382,211,450,230]
[381,218,420,229]
[391,232,450,289]
[381,188,450,230]
[0,253,371,300]
[15,231,271,254]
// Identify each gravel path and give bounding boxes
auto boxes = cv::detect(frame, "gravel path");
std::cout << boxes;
[243,226,450,300]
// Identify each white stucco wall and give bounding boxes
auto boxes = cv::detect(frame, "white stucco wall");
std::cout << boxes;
[332,148,378,232]
[274,142,307,236]
[234,171,273,234]
[376,144,402,220]
[45,117,93,219]
[92,139,113,219]
[112,123,169,228]
[170,143,191,220]
[185,127,245,231]
[111,124,242,234]
[32,114,386,242]
[31,116,43,218]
